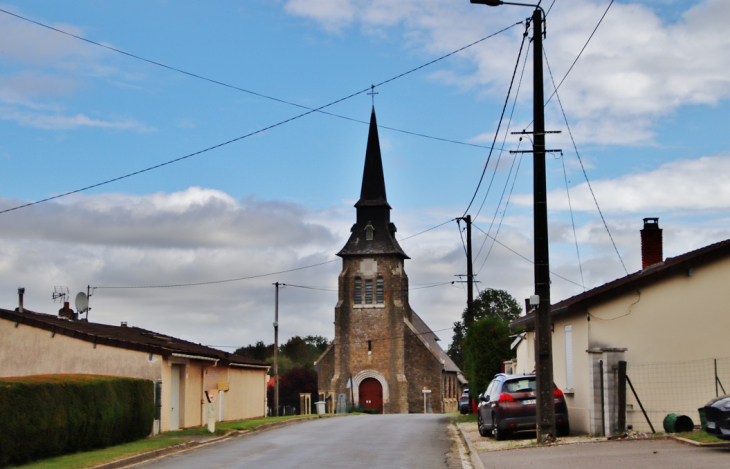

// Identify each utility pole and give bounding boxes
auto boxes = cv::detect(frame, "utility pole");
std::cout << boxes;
[469,0,558,443]
[530,7,557,443]
[273,282,282,417]
[457,216,475,327]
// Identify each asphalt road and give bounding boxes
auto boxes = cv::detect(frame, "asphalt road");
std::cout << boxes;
[135,414,460,469]
[478,439,730,469]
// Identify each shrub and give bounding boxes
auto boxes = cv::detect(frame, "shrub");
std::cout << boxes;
[0,374,154,467]
[463,317,513,398]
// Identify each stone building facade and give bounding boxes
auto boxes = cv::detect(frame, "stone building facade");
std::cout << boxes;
[315,108,463,414]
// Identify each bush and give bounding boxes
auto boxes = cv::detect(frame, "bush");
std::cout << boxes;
[0,374,154,467]
[464,317,513,399]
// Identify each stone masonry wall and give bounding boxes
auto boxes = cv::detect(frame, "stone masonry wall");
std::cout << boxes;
[404,330,444,413]
[333,255,411,413]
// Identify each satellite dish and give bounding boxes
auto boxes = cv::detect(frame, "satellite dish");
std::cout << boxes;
[75,292,89,313]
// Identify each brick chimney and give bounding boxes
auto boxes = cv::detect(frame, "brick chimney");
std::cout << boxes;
[641,218,663,269]
[59,301,77,320]
[18,287,24,313]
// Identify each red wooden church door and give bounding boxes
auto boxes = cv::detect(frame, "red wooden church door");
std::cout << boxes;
[359,378,383,413]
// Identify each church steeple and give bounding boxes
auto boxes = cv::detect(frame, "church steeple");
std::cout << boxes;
[338,107,408,259]
[357,107,389,208]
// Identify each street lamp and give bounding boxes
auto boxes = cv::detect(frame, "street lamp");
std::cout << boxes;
[470,0,556,443]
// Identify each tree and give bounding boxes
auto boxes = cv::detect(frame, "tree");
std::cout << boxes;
[234,340,273,362]
[447,288,521,370]
[463,316,513,398]
[267,366,318,413]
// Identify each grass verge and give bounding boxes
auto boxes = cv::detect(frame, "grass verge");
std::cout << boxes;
[674,430,727,444]
[160,414,318,437]
[14,438,184,469]
[453,413,477,424]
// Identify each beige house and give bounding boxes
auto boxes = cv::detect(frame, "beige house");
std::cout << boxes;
[512,219,730,435]
[0,305,269,433]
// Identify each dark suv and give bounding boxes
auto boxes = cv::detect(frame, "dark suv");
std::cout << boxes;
[477,373,569,440]
[459,389,471,414]
[703,395,730,439]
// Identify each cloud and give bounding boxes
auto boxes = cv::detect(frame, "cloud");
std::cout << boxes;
[283,0,730,146]
[1,184,729,350]
[0,7,151,132]
[511,154,730,214]
[0,107,155,131]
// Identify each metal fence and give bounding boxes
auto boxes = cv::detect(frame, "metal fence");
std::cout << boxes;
[625,357,729,433]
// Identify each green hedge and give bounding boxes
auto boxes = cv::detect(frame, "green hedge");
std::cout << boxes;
[0,374,154,467]
[464,317,513,399]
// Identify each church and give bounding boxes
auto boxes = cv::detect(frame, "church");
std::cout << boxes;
[315,108,463,414]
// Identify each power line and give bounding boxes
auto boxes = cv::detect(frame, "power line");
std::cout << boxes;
[208,325,456,350]
[93,259,339,289]
[472,222,584,289]
[0,7,519,151]
[463,20,530,217]
[543,47,629,277]
[0,19,523,216]
[543,0,615,109]
[398,218,456,242]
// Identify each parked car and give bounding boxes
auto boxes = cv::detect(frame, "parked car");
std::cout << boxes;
[703,395,730,439]
[459,389,471,414]
[476,373,569,440]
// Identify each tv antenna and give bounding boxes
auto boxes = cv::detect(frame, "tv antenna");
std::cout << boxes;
[52,286,69,303]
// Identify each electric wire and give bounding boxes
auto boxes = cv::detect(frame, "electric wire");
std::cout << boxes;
[280,281,454,294]
[559,150,586,291]
[208,325,456,350]
[543,47,629,277]
[472,38,532,271]
[398,218,456,242]
[462,20,530,218]
[475,150,525,277]
[88,214,457,290]
[0,19,523,216]
[473,37,531,224]
[472,222,584,288]
[0,7,519,152]
[93,259,339,289]
[543,0,614,109]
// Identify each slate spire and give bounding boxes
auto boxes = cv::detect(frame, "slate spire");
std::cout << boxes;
[338,107,408,259]
[357,107,388,207]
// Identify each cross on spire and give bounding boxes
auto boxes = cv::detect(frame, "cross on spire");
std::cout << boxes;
[367,84,379,106]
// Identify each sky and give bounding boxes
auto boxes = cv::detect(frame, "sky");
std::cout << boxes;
[1,0,729,354]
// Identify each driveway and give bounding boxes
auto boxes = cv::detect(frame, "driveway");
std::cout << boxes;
[135,414,462,469]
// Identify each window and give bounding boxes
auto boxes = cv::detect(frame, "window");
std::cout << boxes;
[368,340,372,352]
[565,325,573,390]
[365,279,373,304]
[365,222,374,241]
[354,277,362,304]
[376,276,384,303]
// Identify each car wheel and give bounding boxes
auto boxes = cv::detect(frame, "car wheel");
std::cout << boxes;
[557,422,570,437]
[493,415,510,441]
[478,414,491,437]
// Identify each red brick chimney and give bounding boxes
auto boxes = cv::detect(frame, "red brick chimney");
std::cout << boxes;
[59,301,77,320]
[641,218,663,269]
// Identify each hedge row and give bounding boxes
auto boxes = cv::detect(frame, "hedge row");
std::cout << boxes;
[0,374,154,467]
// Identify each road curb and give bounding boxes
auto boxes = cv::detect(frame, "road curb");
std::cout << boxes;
[456,422,485,469]
[668,435,730,448]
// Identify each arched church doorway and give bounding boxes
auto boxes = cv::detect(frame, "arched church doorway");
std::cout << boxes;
[359,378,383,413]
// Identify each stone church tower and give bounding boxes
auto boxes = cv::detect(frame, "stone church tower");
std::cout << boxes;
[316,108,462,414]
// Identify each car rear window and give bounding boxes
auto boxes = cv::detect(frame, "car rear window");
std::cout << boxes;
[503,378,536,393]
